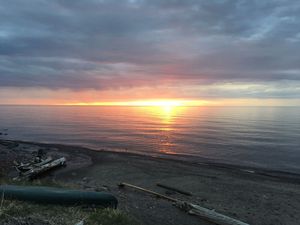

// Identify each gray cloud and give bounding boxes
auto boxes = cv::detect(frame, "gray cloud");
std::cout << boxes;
[0,0,300,97]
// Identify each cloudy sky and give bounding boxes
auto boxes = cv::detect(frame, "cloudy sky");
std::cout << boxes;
[0,0,300,105]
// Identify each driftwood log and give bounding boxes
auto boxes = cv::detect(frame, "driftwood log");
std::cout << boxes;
[177,202,250,225]
[119,182,249,225]
[14,157,66,180]
[14,157,53,172]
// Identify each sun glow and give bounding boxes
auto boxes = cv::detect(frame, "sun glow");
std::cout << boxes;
[65,99,205,156]
[65,99,208,107]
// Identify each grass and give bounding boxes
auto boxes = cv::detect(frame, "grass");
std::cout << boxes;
[0,179,140,225]
[0,199,140,225]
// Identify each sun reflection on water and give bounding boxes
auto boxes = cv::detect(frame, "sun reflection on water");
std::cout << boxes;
[137,105,187,155]
[142,105,185,124]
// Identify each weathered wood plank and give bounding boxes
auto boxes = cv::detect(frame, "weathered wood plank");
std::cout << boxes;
[157,183,192,196]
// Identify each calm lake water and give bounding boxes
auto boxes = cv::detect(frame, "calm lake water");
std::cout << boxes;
[0,106,300,173]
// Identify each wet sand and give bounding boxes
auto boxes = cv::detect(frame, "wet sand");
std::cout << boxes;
[1,139,300,225]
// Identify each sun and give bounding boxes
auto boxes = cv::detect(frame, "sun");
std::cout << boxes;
[66,99,208,107]
[122,100,184,107]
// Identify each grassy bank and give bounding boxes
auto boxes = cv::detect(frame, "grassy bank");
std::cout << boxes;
[0,179,140,225]
[0,200,140,225]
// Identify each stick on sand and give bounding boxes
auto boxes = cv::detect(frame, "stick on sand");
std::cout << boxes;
[119,182,250,225]
[157,183,192,196]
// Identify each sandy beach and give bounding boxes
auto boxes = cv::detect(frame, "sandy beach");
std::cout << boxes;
[1,139,300,225]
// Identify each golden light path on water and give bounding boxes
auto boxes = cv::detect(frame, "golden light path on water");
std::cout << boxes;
[136,105,188,155]
[65,99,206,155]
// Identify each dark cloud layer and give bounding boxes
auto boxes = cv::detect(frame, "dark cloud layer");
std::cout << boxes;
[0,0,300,95]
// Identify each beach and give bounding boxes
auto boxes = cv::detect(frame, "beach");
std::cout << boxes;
[1,139,300,225]
[2,0,300,224]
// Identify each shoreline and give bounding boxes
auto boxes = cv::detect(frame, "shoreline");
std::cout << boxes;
[2,138,300,183]
[1,139,300,225]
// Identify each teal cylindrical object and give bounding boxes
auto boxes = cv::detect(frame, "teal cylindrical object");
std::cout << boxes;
[0,185,118,208]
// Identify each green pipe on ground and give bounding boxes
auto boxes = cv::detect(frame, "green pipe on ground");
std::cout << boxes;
[0,185,118,208]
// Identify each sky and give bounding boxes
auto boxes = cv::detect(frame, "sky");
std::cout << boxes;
[0,0,300,106]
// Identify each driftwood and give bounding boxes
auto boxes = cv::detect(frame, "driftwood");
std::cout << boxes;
[119,182,249,225]
[14,157,66,180]
[119,182,178,202]
[157,183,192,196]
[14,157,53,172]
[23,157,66,179]
[177,202,249,225]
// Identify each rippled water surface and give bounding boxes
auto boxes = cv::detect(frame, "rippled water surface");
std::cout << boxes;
[0,106,299,172]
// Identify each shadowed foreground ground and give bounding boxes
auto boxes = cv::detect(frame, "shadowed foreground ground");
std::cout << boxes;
[1,139,300,225]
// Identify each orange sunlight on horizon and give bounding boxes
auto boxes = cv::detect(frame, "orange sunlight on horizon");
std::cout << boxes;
[64,99,211,107]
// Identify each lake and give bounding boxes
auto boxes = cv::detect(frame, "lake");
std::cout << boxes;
[0,106,299,173]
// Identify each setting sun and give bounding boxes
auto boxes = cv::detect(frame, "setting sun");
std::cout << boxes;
[65,99,210,107]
